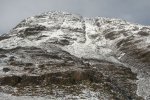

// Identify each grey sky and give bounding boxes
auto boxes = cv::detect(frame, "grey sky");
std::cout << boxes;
[1,0,150,34]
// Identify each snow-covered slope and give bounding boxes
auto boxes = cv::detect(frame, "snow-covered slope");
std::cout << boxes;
[0,11,150,99]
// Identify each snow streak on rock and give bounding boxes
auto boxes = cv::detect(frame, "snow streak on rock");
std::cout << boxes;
[0,11,150,99]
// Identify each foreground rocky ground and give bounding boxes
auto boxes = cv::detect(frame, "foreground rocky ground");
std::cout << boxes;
[0,11,150,99]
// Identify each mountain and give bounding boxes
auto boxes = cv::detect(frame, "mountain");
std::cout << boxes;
[0,11,150,100]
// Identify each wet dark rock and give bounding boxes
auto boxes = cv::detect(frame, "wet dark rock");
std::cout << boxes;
[25,63,34,67]
[0,36,10,41]
[0,76,22,86]
[138,31,149,36]
[9,61,25,66]
[0,54,7,58]
[8,56,16,61]
[58,39,70,45]
[18,25,46,37]
[105,31,119,40]
[2,68,10,72]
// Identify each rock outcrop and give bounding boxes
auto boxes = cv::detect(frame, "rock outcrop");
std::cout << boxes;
[0,11,150,100]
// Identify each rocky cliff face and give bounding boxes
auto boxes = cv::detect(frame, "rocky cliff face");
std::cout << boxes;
[0,11,150,100]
